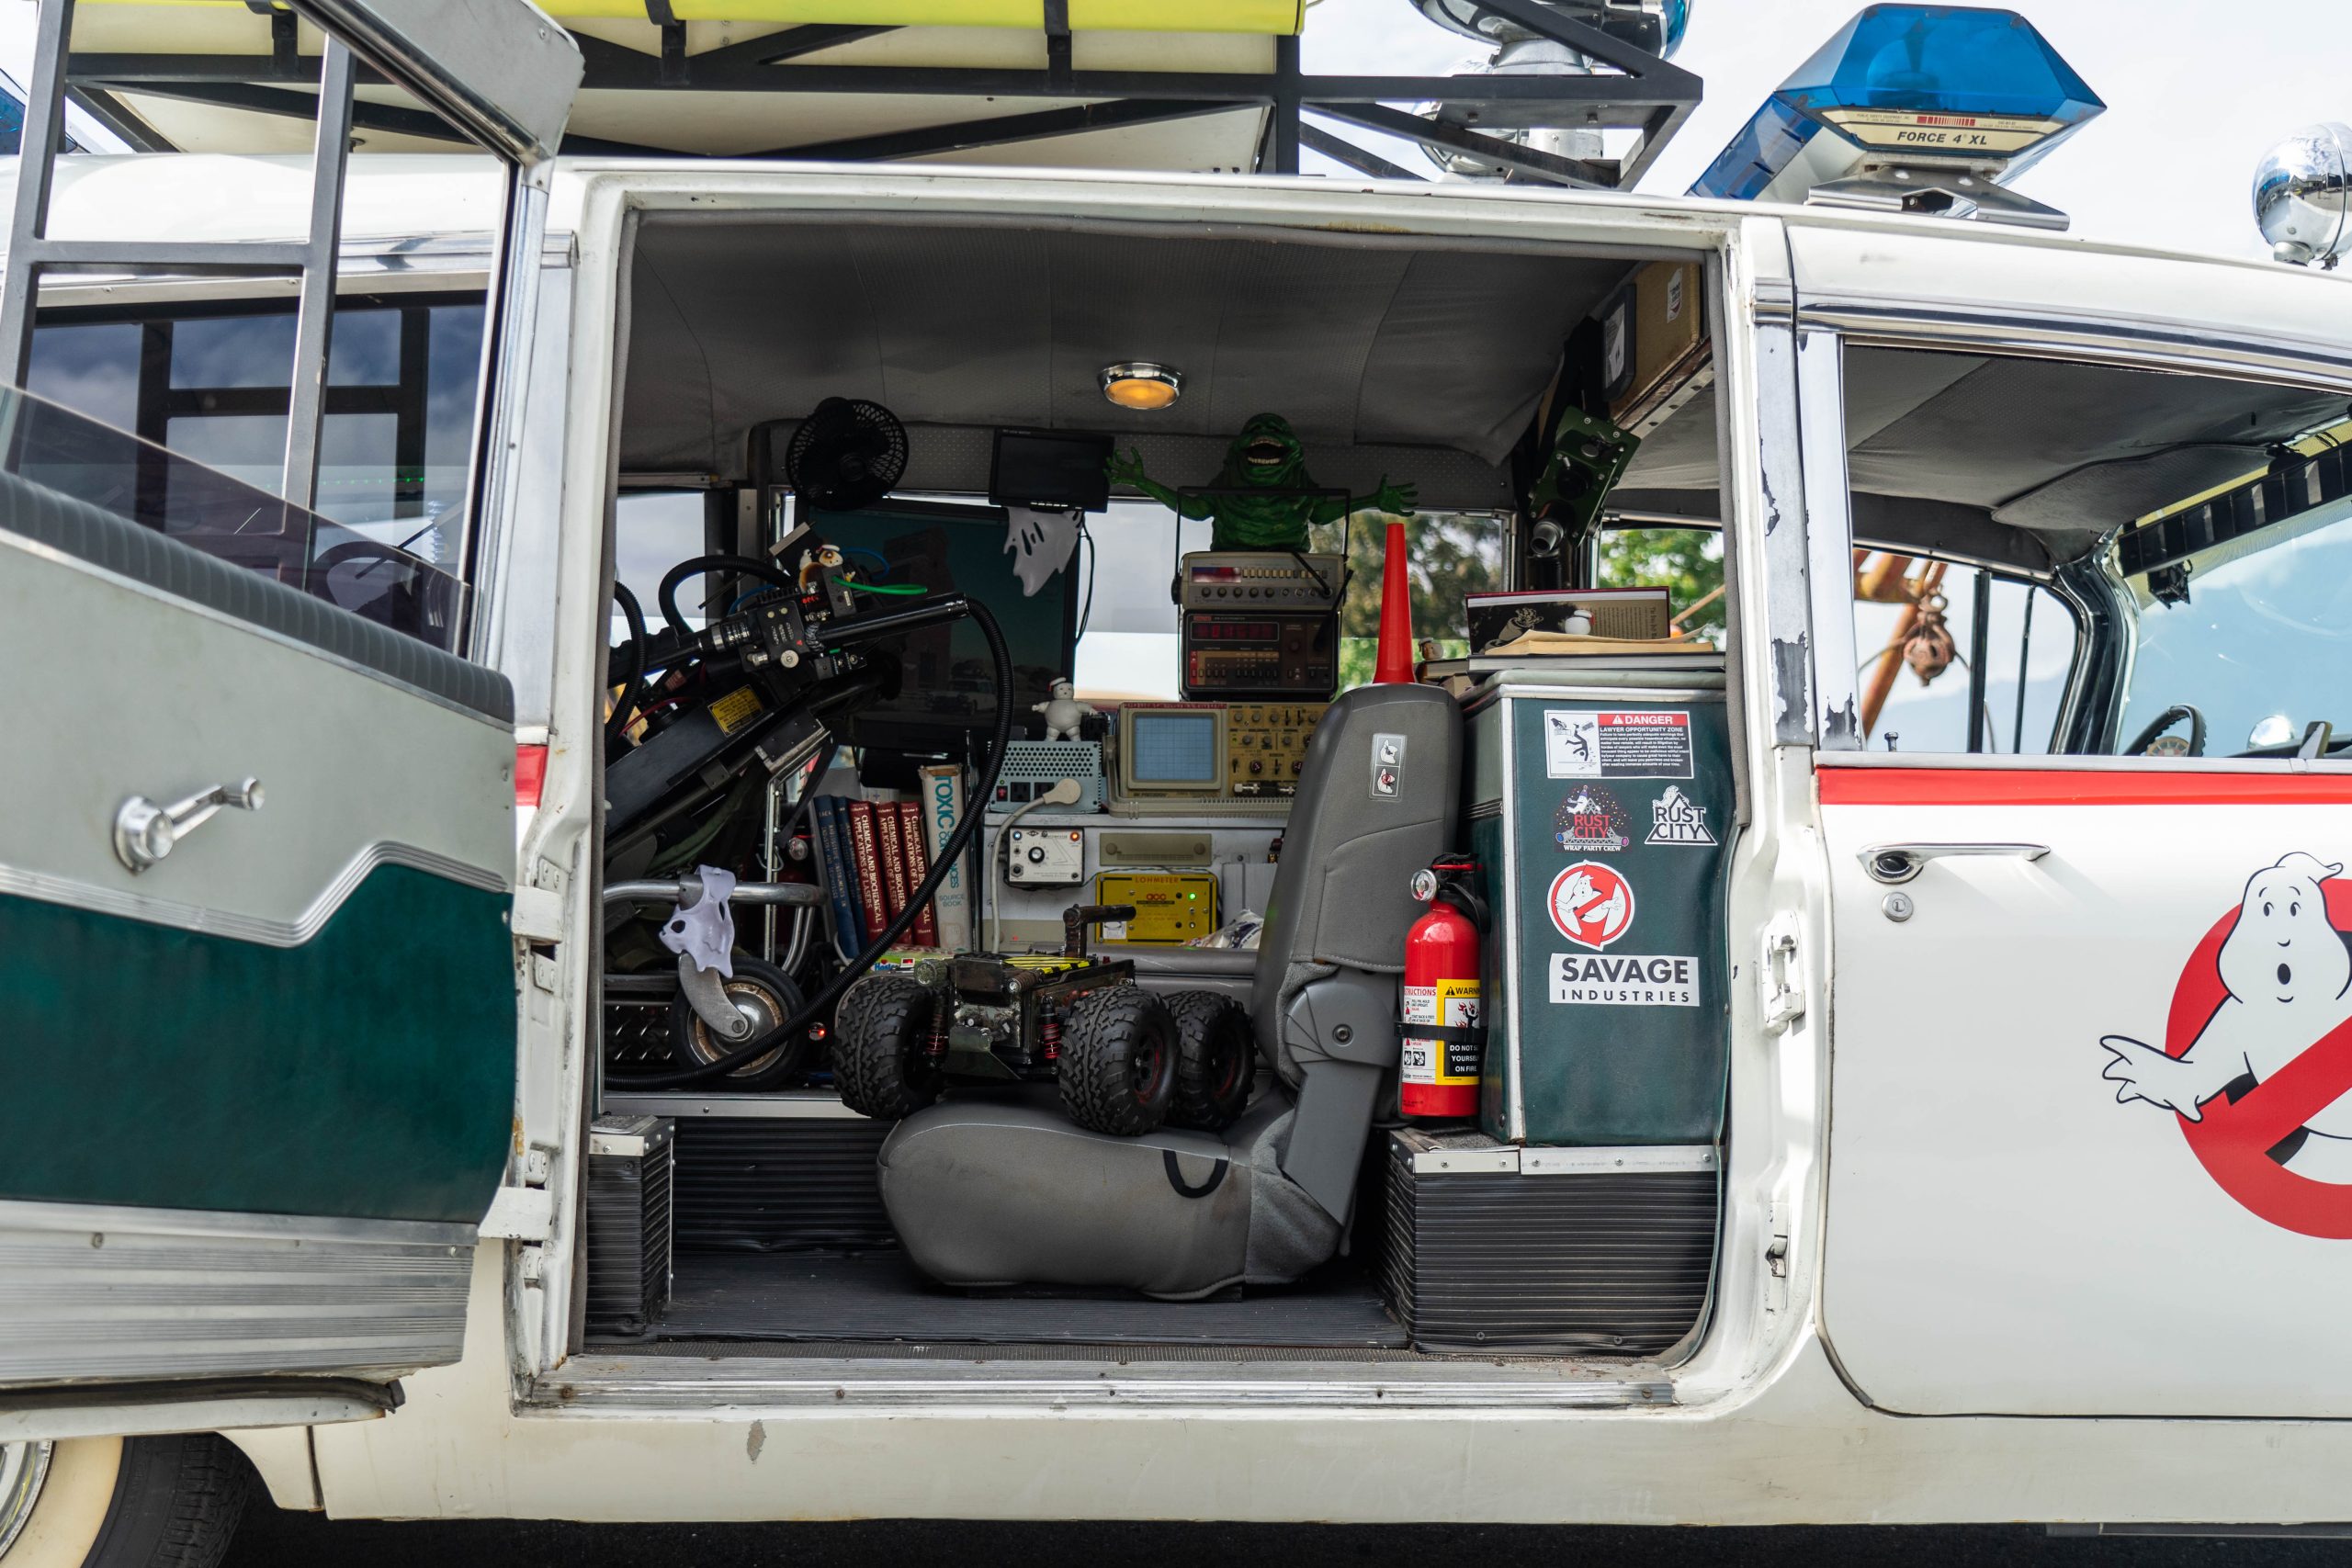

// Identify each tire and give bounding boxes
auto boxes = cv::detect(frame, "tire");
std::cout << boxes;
[2,1434,250,1568]
[832,975,943,1121]
[1057,986,1178,1137]
[1166,990,1255,1133]
[668,955,808,1089]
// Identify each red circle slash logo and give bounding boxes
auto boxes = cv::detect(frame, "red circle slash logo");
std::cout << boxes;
[2099,854,2352,1237]
[1548,861,1635,951]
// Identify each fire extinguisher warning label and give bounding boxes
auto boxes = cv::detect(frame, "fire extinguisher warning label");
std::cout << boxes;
[1402,981,1482,1082]
[1544,710,1694,780]
[1551,953,1701,1008]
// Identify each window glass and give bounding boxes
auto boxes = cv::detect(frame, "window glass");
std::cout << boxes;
[1071,501,1211,700]
[1597,525,1725,646]
[27,295,485,570]
[1835,344,2348,760]
[2120,497,2352,757]
[614,491,712,638]
[1334,511,1509,689]
[1850,558,2073,754]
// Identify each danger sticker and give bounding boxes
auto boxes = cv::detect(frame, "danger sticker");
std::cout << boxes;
[1545,709,1694,780]
[1552,953,1699,1008]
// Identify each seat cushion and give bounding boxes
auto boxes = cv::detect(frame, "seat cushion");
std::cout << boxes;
[877,1093,1336,1299]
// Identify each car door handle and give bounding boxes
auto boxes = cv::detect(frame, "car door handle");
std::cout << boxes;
[1860,841,2048,886]
[113,777,265,874]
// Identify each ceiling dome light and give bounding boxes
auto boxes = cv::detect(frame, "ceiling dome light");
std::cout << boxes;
[1101,362,1182,411]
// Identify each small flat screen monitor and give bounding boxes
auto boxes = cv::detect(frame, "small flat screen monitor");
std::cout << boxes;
[810,500,1075,760]
[1119,705,1227,797]
[989,429,1113,513]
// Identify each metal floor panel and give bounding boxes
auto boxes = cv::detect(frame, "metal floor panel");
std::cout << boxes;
[633,1249,1409,1349]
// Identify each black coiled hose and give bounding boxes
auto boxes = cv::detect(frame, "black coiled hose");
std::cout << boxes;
[609,599,1015,1089]
[657,553,799,639]
[605,581,650,746]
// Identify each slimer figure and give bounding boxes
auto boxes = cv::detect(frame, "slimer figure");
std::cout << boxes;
[1106,412,1416,551]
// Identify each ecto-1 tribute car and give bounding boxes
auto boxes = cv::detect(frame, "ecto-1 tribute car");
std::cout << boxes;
[6,0,2352,1560]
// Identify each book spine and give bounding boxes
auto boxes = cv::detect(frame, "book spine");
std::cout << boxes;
[874,803,910,921]
[896,799,939,947]
[812,798,864,957]
[845,802,889,942]
[920,763,973,953]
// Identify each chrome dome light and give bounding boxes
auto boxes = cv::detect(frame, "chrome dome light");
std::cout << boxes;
[2254,123,2351,267]
[1100,362,1182,412]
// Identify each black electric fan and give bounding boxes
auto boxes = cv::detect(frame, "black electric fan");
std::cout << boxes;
[785,398,909,512]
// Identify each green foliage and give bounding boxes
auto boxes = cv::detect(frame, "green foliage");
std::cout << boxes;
[1331,512,1505,688]
[1598,526,1725,643]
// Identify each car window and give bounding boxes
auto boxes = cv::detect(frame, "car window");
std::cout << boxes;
[1596,524,1725,647]
[2119,494,2352,759]
[1849,557,2075,755]
[28,294,486,570]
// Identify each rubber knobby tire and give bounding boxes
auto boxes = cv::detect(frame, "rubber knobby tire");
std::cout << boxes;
[1057,986,1178,1137]
[1166,990,1255,1132]
[831,975,942,1121]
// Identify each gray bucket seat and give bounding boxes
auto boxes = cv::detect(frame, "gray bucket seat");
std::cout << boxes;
[877,682,1462,1297]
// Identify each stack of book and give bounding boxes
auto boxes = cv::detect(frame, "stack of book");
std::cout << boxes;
[810,762,974,955]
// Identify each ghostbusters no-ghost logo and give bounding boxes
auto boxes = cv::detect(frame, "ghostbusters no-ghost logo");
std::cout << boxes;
[1549,861,1634,951]
[2099,852,2352,1237]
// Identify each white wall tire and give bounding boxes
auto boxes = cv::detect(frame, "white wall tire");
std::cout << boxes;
[1,1438,120,1568]
[0,1435,249,1568]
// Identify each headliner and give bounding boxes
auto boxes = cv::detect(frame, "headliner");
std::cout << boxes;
[619,213,1632,507]
[1619,345,2344,573]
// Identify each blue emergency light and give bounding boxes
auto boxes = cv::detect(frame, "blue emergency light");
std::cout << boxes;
[1690,5,2103,230]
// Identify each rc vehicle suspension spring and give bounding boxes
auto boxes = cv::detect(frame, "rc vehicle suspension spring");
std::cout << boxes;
[1040,1010,1062,1062]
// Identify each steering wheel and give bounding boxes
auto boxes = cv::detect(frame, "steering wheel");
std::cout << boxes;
[2122,703,2207,759]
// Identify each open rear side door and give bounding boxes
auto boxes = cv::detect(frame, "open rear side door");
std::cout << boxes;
[0,438,518,1437]
[0,0,579,1440]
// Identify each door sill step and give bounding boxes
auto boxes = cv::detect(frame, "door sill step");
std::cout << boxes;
[527,1352,1674,1412]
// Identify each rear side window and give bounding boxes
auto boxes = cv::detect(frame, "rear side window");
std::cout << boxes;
[19,293,487,651]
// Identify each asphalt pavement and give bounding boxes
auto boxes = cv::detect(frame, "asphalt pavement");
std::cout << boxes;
[225,1510,2352,1568]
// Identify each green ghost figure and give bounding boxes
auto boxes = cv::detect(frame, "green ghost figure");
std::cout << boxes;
[1106,412,1417,551]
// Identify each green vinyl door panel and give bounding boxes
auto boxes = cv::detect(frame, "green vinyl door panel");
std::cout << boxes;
[0,468,519,1397]
[1465,670,1734,1148]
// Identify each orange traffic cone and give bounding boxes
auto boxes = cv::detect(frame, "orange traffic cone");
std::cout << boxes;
[1373,518,1415,685]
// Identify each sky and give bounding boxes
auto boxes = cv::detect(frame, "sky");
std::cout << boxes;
[1305,0,2347,263]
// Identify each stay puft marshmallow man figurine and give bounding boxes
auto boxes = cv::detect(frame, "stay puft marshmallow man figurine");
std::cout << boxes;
[1032,679,1099,742]
[2102,852,2352,1179]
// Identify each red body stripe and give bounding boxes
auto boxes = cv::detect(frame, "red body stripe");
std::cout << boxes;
[1816,767,2352,807]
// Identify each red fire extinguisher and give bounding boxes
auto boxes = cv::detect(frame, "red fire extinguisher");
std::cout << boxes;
[1401,855,1487,1121]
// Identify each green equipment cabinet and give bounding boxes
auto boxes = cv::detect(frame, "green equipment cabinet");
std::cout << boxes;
[1463,667,1733,1147]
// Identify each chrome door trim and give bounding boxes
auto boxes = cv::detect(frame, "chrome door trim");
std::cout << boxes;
[1795,290,2352,393]
[0,839,506,945]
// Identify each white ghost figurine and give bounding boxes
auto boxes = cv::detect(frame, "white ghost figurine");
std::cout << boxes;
[656,865,738,977]
[1003,505,1080,598]
[2102,852,2352,1177]
[1033,678,1098,742]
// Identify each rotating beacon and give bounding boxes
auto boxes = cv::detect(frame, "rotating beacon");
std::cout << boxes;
[1401,857,1487,1120]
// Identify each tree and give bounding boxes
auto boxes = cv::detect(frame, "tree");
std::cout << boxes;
[1598,525,1724,643]
[1333,512,1507,686]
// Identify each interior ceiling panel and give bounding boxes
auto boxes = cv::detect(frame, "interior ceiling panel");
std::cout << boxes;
[620,215,1623,493]
[1619,344,2344,570]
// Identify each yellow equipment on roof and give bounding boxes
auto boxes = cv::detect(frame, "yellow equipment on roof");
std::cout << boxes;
[87,0,1302,30]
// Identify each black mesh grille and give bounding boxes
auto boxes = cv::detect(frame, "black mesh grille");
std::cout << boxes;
[1381,1137,1716,1358]
[585,1122,675,1337]
[673,1117,894,1254]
